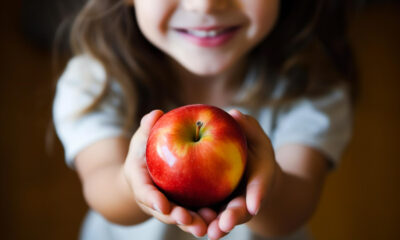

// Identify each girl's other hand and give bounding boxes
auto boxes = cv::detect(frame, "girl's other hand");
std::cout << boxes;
[123,110,210,238]
[207,110,277,240]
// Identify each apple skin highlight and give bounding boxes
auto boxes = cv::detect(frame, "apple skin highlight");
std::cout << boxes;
[146,104,247,208]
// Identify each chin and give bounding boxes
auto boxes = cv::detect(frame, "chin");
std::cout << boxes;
[181,60,235,77]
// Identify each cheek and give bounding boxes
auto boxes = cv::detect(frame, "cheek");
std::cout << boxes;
[134,4,158,40]
[134,1,175,46]
[244,0,280,40]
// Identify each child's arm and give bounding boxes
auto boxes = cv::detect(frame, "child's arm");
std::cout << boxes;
[74,110,211,237]
[74,136,148,225]
[207,110,328,239]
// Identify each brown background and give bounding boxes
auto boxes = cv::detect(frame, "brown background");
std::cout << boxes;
[0,1,399,240]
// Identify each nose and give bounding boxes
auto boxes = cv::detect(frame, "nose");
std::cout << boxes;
[182,0,231,13]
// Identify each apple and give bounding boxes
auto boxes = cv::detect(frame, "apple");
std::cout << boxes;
[146,104,247,208]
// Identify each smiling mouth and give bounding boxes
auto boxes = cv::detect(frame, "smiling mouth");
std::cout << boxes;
[173,25,241,47]
[175,26,241,38]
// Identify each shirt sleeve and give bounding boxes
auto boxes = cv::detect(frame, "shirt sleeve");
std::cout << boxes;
[272,83,353,167]
[52,55,129,168]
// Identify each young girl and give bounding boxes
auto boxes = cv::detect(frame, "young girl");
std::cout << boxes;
[53,0,354,239]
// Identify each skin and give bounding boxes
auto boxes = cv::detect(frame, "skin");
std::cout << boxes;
[131,0,279,76]
[75,0,329,239]
[76,110,328,239]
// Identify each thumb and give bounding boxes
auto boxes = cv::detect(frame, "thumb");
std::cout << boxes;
[128,110,164,154]
[139,110,164,136]
[228,109,276,215]
[228,109,270,146]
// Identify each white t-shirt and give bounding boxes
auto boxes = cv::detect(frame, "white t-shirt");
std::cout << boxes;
[53,55,353,240]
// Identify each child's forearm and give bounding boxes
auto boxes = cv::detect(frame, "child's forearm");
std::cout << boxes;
[80,162,150,225]
[74,137,150,225]
[246,145,328,237]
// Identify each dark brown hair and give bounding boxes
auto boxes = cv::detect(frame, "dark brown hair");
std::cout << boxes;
[65,0,355,130]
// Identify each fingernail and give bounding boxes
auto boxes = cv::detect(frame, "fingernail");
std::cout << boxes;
[153,203,161,213]
[229,109,240,117]
[140,114,149,126]
[193,231,203,238]
[253,205,260,216]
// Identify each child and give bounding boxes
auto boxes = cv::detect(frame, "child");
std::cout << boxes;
[53,0,354,239]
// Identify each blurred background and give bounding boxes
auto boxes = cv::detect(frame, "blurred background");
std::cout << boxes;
[0,0,399,239]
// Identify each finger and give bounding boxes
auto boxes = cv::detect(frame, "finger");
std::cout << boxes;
[198,208,217,224]
[133,184,171,215]
[170,205,192,225]
[138,203,176,224]
[219,197,251,233]
[207,218,228,240]
[228,109,271,146]
[126,109,164,164]
[124,110,170,214]
[229,109,276,215]
[246,157,277,215]
[246,175,266,216]
[126,158,171,213]
[138,203,193,227]
[129,110,163,147]
[178,212,207,238]
[139,110,164,135]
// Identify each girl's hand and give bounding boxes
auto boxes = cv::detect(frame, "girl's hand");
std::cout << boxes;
[207,110,278,240]
[123,110,211,237]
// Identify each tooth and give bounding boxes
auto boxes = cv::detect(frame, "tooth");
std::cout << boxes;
[199,31,208,38]
[188,30,206,37]
[187,29,225,38]
[208,30,217,37]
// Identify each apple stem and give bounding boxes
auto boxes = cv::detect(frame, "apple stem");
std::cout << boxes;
[195,121,203,142]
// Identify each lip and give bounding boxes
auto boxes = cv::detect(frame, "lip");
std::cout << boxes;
[174,25,241,47]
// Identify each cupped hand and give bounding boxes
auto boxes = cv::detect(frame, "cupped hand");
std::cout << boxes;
[123,110,211,237]
[207,109,278,240]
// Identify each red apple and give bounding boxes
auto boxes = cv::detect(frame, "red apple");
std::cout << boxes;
[146,104,247,208]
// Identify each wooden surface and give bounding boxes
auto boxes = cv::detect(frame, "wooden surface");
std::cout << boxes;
[0,1,86,240]
[0,2,399,240]
[309,3,400,240]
